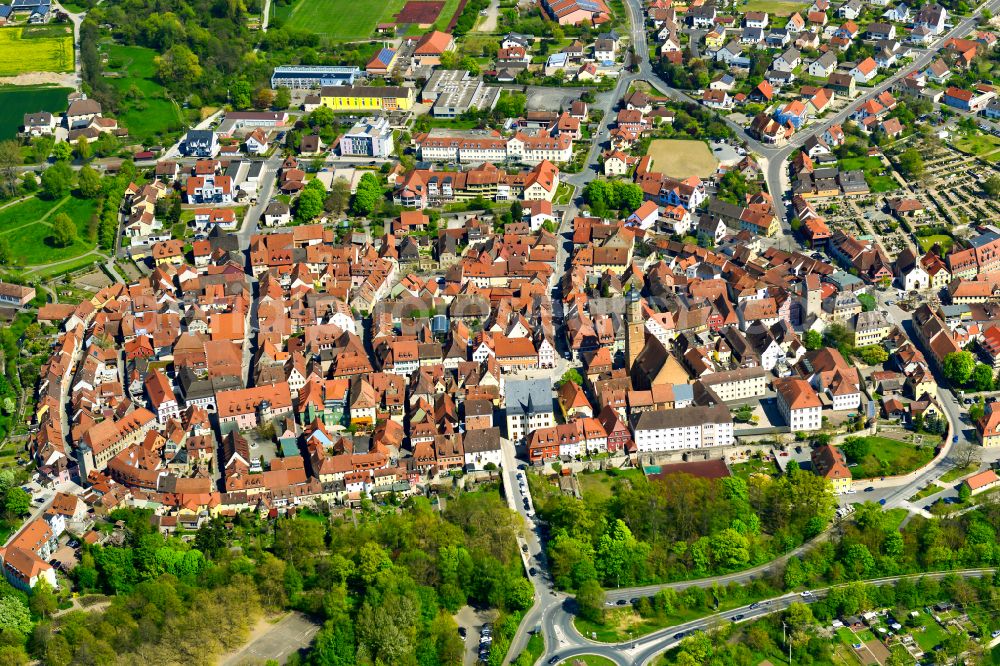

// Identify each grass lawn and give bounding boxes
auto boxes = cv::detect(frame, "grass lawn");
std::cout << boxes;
[0,196,64,232]
[424,117,483,130]
[646,139,719,178]
[849,436,935,479]
[274,0,463,39]
[272,0,402,38]
[908,484,942,502]
[0,85,72,142]
[917,234,954,254]
[553,181,574,205]
[577,468,645,502]
[741,0,809,16]
[104,44,187,146]
[835,626,861,649]
[558,656,616,666]
[911,614,949,652]
[953,132,1000,158]
[575,607,704,643]
[992,643,1000,664]
[0,194,98,266]
[30,254,102,279]
[839,156,899,193]
[514,633,544,665]
[883,507,908,531]
[0,26,73,76]
[939,464,978,485]
[729,458,779,480]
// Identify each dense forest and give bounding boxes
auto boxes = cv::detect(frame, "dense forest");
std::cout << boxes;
[4,488,530,666]
[532,467,837,591]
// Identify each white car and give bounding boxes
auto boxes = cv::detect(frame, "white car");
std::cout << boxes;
[800,591,814,598]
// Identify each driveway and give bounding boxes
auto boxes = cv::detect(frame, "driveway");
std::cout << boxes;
[474,0,498,32]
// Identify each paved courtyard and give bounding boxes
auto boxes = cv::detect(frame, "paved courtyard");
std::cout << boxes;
[220,612,320,666]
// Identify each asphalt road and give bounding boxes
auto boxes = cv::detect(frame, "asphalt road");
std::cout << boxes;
[501,437,570,663]
[548,569,997,666]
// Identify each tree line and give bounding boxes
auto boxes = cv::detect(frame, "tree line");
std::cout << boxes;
[535,467,837,593]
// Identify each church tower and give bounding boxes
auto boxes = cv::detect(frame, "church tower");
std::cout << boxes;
[626,287,645,373]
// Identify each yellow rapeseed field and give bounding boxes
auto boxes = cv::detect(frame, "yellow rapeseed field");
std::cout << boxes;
[0,27,73,77]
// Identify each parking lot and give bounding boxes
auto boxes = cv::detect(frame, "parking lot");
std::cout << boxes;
[454,605,499,665]
[709,139,741,165]
[522,85,589,112]
[219,612,320,666]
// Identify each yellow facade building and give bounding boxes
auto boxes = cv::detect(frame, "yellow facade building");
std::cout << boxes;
[319,85,414,112]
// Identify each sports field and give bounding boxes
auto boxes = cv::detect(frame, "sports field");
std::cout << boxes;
[274,0,461,39]
[397,0,444,24]
[645,139,719,178]
[0,85,71,140]
[0,26,73,76]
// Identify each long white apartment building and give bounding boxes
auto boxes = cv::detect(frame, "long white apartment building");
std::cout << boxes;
[415,128,573,165]
[630,405,734,452]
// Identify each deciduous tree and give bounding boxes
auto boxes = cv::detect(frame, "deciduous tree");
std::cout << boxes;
[943,351,975,386]
[972,363,994,391]
[41,162,72,200]
[51,212,78,248]
[324,177,351,216]
[77,165,101,198]
[351,172,383,216]
[0,140,20,198]
[0,596,31,635]
[575,578,605,623]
